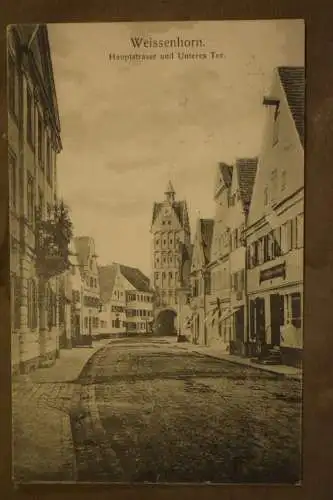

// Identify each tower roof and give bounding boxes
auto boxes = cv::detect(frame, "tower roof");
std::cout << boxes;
[164,180,175,195]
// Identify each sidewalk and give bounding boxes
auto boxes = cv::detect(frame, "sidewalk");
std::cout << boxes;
[165,337,302,381]
[13,338,112,385]
[12,338,112,483]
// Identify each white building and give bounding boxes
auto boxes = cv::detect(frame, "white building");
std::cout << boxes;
[8,25,70,374]
[98,263,127,337]
[246,66,304,367]
[68,239,84,346]
[98,263,154,336]
[74,236,101,339]
[206,163,233,351]
[227,157,258,356]
[189,218,214,345]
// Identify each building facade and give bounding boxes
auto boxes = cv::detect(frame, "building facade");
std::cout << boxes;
[8,25,70,374]
[68,239,84,346]
[246,66,304,367]
[98,263,154,336]
[227,157,258,356]
[74,236,101,339]
[150,181,191,335]
[121,265,154,335]
[98,263,127,337]
[189,218,214,345]
[205,163,233,351]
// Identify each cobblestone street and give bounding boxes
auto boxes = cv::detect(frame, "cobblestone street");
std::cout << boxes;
[70,337,302,484]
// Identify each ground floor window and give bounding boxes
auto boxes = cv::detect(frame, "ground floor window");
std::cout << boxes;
[27,278,38,329]
[84,317,88,329]
[11,274,21,330]
[285,292,302,329]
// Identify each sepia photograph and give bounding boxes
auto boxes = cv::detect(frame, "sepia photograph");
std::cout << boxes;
[8,20,304,484]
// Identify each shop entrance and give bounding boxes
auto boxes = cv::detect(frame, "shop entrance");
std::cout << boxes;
[255,297,266,342]
[270,293,284,346]
[235,306,245,341]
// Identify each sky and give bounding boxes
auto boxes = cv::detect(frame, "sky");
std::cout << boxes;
[48,20,304,277]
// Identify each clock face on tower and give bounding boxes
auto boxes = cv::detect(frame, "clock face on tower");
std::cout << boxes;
[163,206,172,216]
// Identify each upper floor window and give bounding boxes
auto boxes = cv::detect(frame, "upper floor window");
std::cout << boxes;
[27,174,34,225]
[38,187,44,218]
[46,137,52,186]
[9,151,17,211]
[90,277,94,288]
[8,54,19,120]
[37,112,44,168]
[264,187,268,206]
[27,88,34,148]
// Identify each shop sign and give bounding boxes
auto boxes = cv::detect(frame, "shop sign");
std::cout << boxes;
[259,261,286,284]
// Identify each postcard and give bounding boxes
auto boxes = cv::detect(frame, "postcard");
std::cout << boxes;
[8,20,304,484]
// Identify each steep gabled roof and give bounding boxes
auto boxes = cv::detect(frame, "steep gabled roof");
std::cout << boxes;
[74,236,90,269]
[219,162,233,188]
[98,264,118,303]
[151,200,189,228]
[236,157,258,214]
[74,236,96,273]
[278,66,305,147]
[119,264,152,292]
[200,219,214,263]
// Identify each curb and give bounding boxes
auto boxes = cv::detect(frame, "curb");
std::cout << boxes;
[75,340,111,382]
[173,344,302,381]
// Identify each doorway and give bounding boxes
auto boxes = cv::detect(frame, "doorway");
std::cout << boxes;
[270,293,284,346]
[154,309,177,336]
[255,297,266,343]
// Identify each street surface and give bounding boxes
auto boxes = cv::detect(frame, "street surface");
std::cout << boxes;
[70,337,302,483]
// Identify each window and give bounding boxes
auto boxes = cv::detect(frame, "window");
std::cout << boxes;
[90,277,93,288]
[84,317,88,329]
[27,279,37,329]
[27,88,34,147]
[12,275,21,330]
[156,239,160,246]
[273,227,282,257]
[281,170,287,191]
[37,113,44,167]
[290,293,302,329]
[9,152,17,210]
[264,187,268,206]
[8,55,19,119]
[27,174,34,225]
[38,188,44,218]
[46,138,52,186]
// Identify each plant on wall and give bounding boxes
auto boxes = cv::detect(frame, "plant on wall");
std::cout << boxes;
[35,199,74,279]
